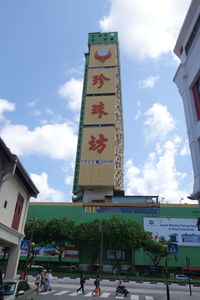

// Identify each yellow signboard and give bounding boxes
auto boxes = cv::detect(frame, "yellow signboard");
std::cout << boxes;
[80,127,115,161]
[86,68,117,94]
[79,164,114,186]
[88,44,117,68]
[84,96,115,125]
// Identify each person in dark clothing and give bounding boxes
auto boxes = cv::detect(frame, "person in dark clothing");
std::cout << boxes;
[77,273,86,294]
[92,275,101,296]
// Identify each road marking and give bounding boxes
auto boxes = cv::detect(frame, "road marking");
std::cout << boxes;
[100,292,110,298]
[40,289,56,295]
[84,292,93,297]
[145,297,154,300]
[54,290,69,295]
[70,292,79,296]
[116,296,124,299]
[131,296,139,300]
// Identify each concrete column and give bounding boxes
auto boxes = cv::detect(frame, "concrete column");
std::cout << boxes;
[5,244,20,279]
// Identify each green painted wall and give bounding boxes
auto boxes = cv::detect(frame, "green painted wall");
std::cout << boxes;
[27,203,200,268]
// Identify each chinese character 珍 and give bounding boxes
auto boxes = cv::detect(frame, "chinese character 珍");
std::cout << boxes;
[88,134,108,153]
[92,73,110,88]
[91,101,108,118]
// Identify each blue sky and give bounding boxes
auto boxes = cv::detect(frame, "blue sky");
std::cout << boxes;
[0,0,195,204]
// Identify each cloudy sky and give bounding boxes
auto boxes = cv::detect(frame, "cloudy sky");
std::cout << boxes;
[0,0,195,204]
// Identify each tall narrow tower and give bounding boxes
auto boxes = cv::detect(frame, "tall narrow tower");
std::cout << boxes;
[73,32,124,202]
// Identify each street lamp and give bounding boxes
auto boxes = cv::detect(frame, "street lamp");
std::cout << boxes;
[197,218,200,231]
[99,221,103,280]
[163,244,170,300]
[25,216,39,279]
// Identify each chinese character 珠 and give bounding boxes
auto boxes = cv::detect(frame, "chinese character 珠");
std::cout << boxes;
[92,73,110,88]
[91,101,108,118]
[88,134,108,153]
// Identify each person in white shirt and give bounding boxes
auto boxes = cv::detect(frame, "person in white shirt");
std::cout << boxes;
[46,270,53,291]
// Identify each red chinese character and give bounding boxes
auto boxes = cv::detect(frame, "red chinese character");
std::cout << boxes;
[92,73,110,88]
[91,101,108,118]
[88,133,108,153]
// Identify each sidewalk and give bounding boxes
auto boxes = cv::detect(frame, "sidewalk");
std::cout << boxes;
[160,297,199,300]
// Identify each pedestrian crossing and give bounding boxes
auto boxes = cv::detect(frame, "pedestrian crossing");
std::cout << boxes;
[39,290,154,299]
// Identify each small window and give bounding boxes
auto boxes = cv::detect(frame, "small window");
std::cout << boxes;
[4,200,7,209]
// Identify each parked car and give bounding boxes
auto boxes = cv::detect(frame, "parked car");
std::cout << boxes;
[175,274,189,280]
[30,265,43,270]
[3,280,37,300]
[58,265,78,271]
[0,269,3,300]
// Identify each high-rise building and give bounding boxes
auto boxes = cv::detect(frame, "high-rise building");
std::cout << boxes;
[173,0,200,200]
[73,32,124,202]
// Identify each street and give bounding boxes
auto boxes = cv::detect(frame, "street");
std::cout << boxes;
[29,277,200,300]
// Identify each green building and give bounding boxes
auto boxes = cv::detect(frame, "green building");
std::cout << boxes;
[26,200,200,274]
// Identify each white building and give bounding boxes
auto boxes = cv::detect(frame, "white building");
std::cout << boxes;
[173,0,200,200]
[0,137,39,279]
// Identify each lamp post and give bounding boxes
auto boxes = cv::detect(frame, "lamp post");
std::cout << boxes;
[25,216,39,279]
[186,256,192,296]
[99,221,103,280]
[163,244,170,300]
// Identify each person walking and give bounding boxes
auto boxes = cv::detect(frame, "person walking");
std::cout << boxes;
[77,273,86,294]
[35,270,42,294]
[92,275,101,296]
[46,269,53,291]
[40,270,47,292]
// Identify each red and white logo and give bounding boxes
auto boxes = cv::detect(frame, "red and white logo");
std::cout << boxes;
[94,48,112,63]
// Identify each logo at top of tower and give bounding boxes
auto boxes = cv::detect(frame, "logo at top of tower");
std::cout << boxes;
[94,48,112,63]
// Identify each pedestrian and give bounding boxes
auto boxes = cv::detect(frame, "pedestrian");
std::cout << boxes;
[35,270,41,294]
[40,270,47,292]
[77,273,86,294]
[46,269,53,291]
[92,275,101,296]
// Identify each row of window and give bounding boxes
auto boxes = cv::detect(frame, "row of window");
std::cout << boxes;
[84,206,159,214]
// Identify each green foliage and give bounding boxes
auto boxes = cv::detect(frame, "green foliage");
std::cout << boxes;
[103,215,146,250]
[24,218,47,245]
[143,236,166,267]
[45,218,75,245]
[72,219,102,267]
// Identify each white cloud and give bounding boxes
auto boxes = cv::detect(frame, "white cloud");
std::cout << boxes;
[32,110,42,116]
[30,172,67,202]
[45,108,53,115]
[100,0,191,60]
[65,65,84,75]
[125,137,189,203]
[27,100,38,107]
[139,76,159,88]
[65,175,73,185]
[0,98,15,121]
[135,110,141,120]
[144,103,175,141]
[0,122,77,160]
[58,77,83,111]
[180,141,190,156]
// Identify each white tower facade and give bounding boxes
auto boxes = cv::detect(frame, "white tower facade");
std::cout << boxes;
[173,0,200,199]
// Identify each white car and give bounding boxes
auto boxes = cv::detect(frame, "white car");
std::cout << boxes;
[175,274,189,280]
[3,280,37,300]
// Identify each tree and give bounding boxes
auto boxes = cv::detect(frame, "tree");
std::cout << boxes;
[103,215,148,270]
[24,218,47,262]
[24,218,47,245]
[45,218,75,263]
[72,219,102,270]
[142,233,166,268]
